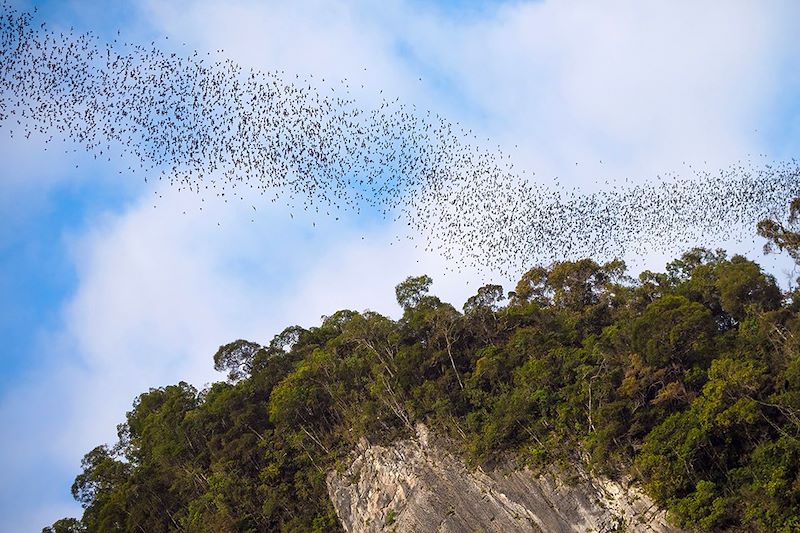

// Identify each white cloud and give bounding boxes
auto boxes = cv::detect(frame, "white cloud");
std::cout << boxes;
[398,1,798,184]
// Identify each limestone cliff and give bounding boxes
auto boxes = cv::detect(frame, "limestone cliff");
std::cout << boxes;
[327,424,680,533]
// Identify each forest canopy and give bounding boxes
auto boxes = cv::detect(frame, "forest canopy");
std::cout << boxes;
[47,202,800,532]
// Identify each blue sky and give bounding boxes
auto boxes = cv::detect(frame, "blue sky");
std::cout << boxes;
[1,1,799,530]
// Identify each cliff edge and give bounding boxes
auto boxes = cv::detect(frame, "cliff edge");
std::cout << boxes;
[327,424,680,533]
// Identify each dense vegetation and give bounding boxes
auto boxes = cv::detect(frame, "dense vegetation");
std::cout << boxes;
[48,202,800,532]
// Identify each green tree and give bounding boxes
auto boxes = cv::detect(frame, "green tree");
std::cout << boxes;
[213,339,262,381]
[395,275,434,310]
[758,197,800,265]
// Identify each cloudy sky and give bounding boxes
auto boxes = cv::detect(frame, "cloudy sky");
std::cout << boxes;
[1,0,799,530]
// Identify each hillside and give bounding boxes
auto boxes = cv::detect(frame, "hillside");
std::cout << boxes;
[46,204,800,532]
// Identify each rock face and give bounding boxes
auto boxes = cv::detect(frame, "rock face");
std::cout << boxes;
[327,424,680,533]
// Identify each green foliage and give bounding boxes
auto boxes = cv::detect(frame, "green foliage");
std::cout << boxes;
[213,340,262,381]
[384,508,397,526]
[42,518,85,533]
[49,217,800,532]
[758,197,800,267]
[395,274,433,310]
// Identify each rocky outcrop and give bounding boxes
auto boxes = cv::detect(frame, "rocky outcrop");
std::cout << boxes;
[327,424,680,533]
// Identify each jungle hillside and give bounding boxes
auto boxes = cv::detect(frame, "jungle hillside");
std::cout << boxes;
[47,200,800,533]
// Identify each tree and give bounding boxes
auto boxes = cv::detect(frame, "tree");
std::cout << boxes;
[666,247,727,282]
[463,284,504,315]
[70,445,130,531]
[395,275,433,310]
[630,295,715,368]
[758,197,800,266]
[547,258,625,311]
[716,256,781,321]
[511,266,550,305]
[43,518,86,533]
[463,284,504,343]
[213,339,261,381]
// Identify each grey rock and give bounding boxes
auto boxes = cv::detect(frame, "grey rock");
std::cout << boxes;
[327,424,681,533]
